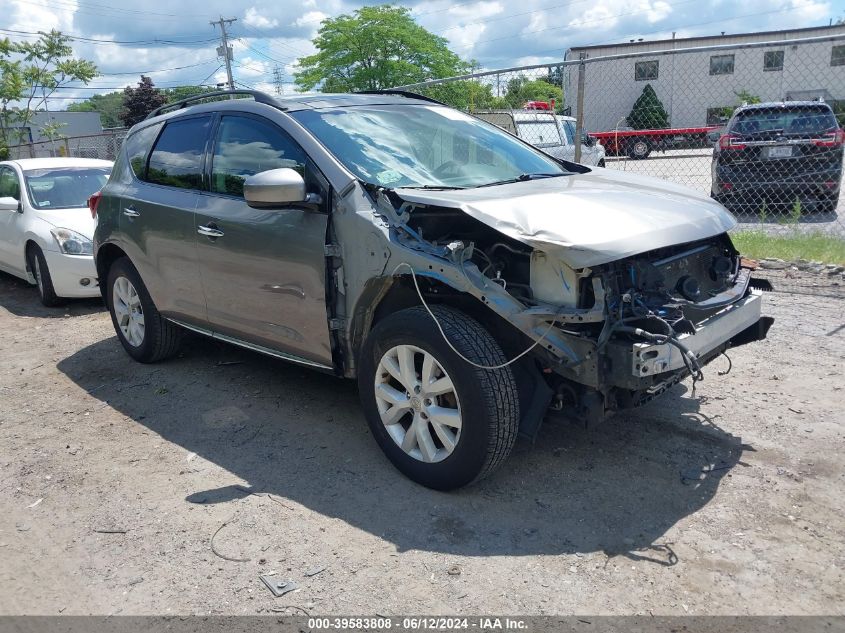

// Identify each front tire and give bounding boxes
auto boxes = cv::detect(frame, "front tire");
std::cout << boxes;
[27,245,62,307]
[106,257,182,363]
[358,305,519,490]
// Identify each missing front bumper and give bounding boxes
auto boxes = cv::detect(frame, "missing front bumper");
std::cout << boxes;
[607,290,769,386]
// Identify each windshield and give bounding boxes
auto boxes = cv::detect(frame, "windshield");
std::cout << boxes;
[290,105,568,188]
[24,167,111,209]
[731,106,838,137]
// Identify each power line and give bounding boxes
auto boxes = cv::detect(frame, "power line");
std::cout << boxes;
[15,0,210,23]
[0,27,218,46]
[98,60,218,76]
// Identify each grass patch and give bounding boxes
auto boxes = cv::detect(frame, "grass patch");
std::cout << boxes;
[732,230,845,265]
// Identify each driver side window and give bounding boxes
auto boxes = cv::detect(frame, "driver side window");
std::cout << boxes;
[210,115,307,198]
[0,167,21,200]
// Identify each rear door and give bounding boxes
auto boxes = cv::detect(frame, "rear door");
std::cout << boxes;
[194,113,333,367]
[119,115,211,325]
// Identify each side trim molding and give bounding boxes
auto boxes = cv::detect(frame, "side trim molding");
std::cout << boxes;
[167,318,335,373]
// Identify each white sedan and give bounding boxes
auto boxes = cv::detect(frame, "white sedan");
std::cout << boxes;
[0,157,112,306]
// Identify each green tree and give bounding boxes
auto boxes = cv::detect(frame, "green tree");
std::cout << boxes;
[627,84,669,129]
[294,5,468,92]
[162,85,217,103]
[67,91,123,127]
[425,80,497,112]
[121,75,166,127]
[502,77,563,111]
[0,30,97,153]
[711,90,762,125]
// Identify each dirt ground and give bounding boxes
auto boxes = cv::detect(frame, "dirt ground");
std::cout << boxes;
[0,269,843,616]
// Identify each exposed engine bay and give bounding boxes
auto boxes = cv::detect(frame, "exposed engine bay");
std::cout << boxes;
[364,186,773,429]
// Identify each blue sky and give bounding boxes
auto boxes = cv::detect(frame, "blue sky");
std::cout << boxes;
[5,0,845,106]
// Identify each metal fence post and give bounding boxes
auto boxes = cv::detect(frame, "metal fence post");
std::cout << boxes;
[574,53,586,163]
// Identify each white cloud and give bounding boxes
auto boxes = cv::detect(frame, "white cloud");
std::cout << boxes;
[243,7,279,29]
[294,10,328,30]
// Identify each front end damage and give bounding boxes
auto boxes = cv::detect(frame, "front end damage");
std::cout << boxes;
[341,184,773,433]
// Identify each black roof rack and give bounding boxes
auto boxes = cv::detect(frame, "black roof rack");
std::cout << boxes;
[144,89,280,120]
[353,89,448,106]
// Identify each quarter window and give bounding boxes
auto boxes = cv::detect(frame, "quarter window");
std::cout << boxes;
[125,122,163,178]
[764,50,784,72]
[634,60,659,81]
[210,115,306,197]
[710,54,735,76]
[832,45,845,67]
[146,116,211,190]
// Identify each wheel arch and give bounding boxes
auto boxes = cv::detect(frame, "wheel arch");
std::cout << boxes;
[95,242,129,300]
[349,273,553,440]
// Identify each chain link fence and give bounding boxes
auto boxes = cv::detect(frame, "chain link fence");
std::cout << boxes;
[5,129,128,162]
[395,33,845,258]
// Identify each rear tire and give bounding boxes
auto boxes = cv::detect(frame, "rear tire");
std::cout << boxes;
[816,196,838,214]
[106,257,182,363]
[627,137,651,159]
[27,245,63,307]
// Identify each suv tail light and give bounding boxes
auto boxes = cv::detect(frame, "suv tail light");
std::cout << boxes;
[719,134,746,150]
[812,129,845,147]
[88,191,102,219]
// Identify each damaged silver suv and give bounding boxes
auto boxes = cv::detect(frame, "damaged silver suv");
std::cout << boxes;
[93,90,772,490]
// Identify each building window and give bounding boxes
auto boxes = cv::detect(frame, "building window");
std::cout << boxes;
[634,60,659,81]
[764,50,784,72]
[832,45,845,66]
[710,54,735,76]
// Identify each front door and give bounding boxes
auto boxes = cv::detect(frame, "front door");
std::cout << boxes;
[194,113,333,367]
[0,165,25,275]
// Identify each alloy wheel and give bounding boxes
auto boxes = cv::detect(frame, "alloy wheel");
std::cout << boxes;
[374,345,462,464]
[113,276,145,347]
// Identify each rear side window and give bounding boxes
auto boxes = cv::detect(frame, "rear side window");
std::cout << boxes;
[515,121,561,147]
[146,116,212,190]
[731,106,838,136]
[210,115,306,197]
[124,122,163,178]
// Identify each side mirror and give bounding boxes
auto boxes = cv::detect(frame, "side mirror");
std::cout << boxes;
[582,133,596,147]
[243,168,317,208]
[0,196,20,212]
[707,130,722,145]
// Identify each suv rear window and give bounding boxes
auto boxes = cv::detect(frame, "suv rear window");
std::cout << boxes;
[730,105,838,137]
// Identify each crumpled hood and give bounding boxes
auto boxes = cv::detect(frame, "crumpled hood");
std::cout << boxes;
[395,168,737,268]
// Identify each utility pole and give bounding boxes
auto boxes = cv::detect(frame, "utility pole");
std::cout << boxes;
[210,16,237,91]
[273,65,284,96]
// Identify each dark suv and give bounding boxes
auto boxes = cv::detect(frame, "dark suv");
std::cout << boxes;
[93,90,770,490]
[711,101,844,214]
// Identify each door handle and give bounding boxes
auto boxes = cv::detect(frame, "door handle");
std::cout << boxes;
[197,224,224,238]
[123,206,140,218]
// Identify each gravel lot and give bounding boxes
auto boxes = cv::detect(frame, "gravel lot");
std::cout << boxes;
[605,149,845,235]
[0,270,843,616]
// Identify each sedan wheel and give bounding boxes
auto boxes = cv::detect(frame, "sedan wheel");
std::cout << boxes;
[375,344,462,463]
[112,275,145,347]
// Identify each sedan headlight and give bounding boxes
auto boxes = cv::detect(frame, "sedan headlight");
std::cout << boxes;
[50,228,93,255]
